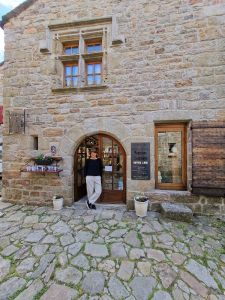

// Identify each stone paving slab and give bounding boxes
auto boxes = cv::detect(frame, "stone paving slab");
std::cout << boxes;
[0,201,224,299]
[0,201,13,210]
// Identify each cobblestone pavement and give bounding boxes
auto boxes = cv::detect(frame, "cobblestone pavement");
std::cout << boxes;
[0,201,225,300]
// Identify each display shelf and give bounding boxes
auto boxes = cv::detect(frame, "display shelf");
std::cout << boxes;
[21,169,63,176]
[20,156,63,176]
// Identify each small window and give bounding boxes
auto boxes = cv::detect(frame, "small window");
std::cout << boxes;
[64,64,79,87]
[86,39,102,53]
[86,62,102,85]
[33,136,38,150]
[64,44,79,55]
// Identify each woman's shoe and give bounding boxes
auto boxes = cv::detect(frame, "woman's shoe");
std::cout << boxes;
[86,200,92,209]
[91,204,96,210]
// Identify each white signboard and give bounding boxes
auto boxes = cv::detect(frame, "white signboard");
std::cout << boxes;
[105,166,112,172]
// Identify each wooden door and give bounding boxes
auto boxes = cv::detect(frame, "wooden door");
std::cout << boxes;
[74,134,126,203]
[100,134,126,203]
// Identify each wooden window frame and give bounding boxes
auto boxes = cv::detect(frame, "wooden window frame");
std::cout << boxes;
[155,123,187,190]
[86,60,102,86]
[64,63,79,88]
[59,34,105,89]
[85,38,102,53]
[63,42,79,55]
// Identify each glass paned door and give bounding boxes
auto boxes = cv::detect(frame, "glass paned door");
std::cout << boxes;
[101,135,126,203]
[155,124,187,190]
[102,137,113,190]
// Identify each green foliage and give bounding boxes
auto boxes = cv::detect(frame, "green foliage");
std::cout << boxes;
[34,153,53,165]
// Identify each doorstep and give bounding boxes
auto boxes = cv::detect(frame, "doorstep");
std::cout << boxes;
[74,196,127,211]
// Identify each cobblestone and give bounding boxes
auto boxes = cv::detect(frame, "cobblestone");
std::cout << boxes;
[0,201,224,299]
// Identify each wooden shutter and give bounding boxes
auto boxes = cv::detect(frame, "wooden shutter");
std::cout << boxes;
[192,121,225,196]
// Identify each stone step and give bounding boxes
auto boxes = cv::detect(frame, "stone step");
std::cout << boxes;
[73,201,127,211]
[160,202,193,223]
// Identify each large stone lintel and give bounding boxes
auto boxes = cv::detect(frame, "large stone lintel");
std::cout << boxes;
[48,17,112,30]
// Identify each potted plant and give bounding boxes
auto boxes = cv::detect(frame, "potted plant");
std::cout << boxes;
[134,193,149,217]
[34,153,54,165]
[53,195,64,210]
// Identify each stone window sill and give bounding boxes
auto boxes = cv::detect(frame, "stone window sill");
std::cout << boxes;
[82,52,104,61]
[52,85,108,93]
[58,54,79,62]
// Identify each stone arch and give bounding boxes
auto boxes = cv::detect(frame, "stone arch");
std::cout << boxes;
[58,118,130,204]
[59,118,131,158]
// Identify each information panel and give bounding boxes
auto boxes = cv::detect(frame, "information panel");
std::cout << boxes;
[131,143,150,180]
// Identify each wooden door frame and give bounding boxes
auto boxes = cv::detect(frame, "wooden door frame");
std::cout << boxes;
[154,123,187,190]
[74,133,127,203]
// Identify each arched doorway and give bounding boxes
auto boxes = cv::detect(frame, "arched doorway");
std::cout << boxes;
[74,133,126,204]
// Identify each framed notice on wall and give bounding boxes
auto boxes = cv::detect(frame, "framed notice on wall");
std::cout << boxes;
[131,143,150,180]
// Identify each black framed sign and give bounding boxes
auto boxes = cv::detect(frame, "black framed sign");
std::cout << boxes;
[131,143,150,180]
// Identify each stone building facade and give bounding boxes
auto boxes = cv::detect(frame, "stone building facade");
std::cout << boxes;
[0,62,3,104]
[1,0,225,214]
[0,62,3,180]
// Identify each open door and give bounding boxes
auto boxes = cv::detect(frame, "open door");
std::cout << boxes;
[74,134,126,203]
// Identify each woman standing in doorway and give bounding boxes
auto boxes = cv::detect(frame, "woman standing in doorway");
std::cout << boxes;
[84,148,103,209]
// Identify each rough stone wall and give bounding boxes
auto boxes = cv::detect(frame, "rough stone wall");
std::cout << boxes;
[0,63,3,195]
[2,0,225,214]
[0,63,3,143]
[0,63,3,105]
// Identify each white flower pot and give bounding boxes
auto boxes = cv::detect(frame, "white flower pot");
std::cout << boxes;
[134,198,149,217]
[53,197,64,210]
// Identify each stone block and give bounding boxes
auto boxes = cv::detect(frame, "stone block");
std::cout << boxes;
[136,103,160,111]
[161,202,193,222]
[97,99,113,106]
[150,202,161,212]
[53,115,65,122]
[127,200,134,210]
[205,197,223,205]
[202,204,221,215]
[173,194,199,204]
[175,79,192,88]
[193,204,202,214]
[43,128,64,137]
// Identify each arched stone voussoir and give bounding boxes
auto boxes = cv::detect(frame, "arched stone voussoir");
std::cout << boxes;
[83,118,131,141]
[58,136,77,156]
[59,118,131,156]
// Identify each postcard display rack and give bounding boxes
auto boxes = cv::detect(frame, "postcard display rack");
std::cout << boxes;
[21,156,63,176]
